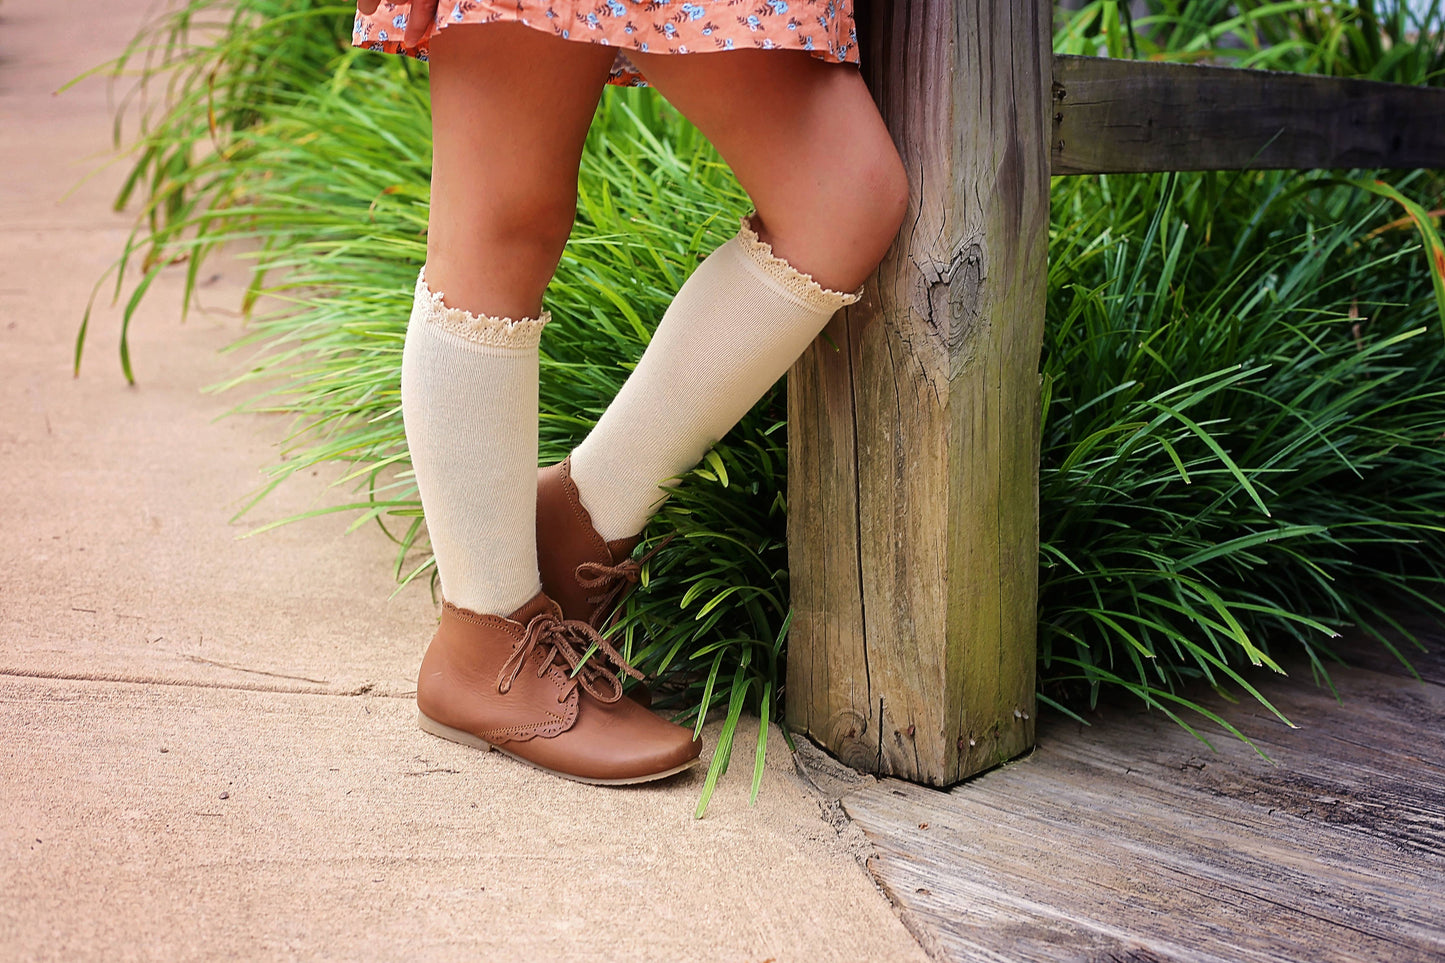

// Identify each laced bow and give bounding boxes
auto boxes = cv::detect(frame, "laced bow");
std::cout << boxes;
[574,533,676,629]
[496,612,644,704]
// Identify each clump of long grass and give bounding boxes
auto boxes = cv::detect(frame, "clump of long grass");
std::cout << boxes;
[1039,167,1445,735]
[73,0,366,379]
[84,0,1445,805]
[1041,0,1445,735]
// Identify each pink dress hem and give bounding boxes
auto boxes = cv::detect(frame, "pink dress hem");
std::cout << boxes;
[352,1,859,86]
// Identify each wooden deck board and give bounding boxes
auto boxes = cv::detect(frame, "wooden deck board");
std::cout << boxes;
[830,629,1445,962]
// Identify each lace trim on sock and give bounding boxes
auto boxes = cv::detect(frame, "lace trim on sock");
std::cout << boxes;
[735,213,866,312]
[414,268,550,350]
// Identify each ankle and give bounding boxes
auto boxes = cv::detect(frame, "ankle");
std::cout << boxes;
[567,440,669,543]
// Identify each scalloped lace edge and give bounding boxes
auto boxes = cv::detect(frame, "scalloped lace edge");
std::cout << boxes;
[735,213,865,312]
[413,268,549,349]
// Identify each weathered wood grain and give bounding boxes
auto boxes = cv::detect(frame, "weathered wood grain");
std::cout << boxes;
[1052,54,1445,175]
[838,654,1445,961]
[1336,617,1445,687]
[786,0,1050,784]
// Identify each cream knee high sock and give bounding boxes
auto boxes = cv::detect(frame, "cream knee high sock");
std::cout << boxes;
[400,269,548,616]
[569,215,863,541]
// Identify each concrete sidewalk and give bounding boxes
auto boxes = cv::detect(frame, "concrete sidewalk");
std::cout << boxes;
[0,3,929,959]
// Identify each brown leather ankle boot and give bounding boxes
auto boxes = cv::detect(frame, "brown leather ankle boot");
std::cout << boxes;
[416,591,701,784]
[537,456,673,630]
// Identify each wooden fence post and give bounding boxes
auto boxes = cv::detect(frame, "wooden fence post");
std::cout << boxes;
[786,0,1054,784]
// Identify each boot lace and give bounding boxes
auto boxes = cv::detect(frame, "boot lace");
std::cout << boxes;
[574,533,675,629]
[496,612,644,705]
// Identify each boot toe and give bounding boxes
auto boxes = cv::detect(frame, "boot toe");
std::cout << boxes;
[603,733,702,784]
[630,722,703,775]
[509,695,701,784]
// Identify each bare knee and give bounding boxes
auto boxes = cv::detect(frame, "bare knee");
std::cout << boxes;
[854,141,911,258]
[474,192,577,267]
[752,140,910,293]
[425,189,577,318]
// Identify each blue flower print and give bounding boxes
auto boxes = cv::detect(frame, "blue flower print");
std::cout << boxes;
[378,28,388,40]
[742,14,762,30]
[451,4,464,20]
[680,3,704,19]
[607,0,626,15]
[801,35,814,49]
[766,0,788,13]
[392,13,406,29]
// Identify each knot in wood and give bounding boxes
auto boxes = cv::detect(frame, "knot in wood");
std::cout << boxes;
[917,242,985,378]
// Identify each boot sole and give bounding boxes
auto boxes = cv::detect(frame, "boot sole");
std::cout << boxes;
[417,712,701,786]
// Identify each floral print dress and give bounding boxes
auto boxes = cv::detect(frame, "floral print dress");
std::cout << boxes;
[352,0,858,86]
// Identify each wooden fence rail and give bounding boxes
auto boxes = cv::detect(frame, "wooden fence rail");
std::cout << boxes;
[785,0,1445,786]
[1053,55,1445,174]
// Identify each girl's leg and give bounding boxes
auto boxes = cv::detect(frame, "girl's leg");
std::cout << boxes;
[566,50,909,542]
[625,48,909,292]
[407,25,703,782]
[424,23,616,317]
[406,23,614,616]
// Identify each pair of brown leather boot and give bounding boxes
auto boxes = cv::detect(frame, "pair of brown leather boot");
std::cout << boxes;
[416,457,701,784]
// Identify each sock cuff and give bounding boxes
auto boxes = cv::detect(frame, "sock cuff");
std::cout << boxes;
[733,213,865,313]
[412,267,550,351]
